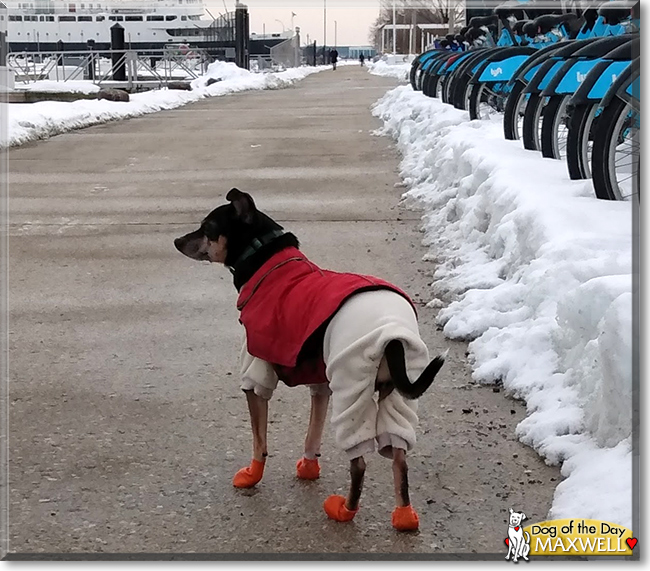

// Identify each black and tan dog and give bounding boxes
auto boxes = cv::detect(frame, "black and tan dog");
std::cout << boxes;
[174,189,445,531]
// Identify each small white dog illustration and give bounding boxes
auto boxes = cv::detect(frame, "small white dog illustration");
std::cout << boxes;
[506,508,530,562]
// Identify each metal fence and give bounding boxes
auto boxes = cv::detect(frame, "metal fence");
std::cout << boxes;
[7,48,212,89]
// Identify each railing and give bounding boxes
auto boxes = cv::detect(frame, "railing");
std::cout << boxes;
[7,48,213,89]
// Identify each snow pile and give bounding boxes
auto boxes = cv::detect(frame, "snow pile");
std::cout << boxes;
[373,85,634,528]
[16,80,100,94]
[368,58,412,81]
[3,65,327,148]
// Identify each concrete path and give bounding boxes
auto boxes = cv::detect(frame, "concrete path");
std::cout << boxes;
[7,65,559,558]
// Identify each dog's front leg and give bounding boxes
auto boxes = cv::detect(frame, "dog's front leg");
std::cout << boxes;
[232,389,269,488]
[297,389,330,480]
[324,456,365,522]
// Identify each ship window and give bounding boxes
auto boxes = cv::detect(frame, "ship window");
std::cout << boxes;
[39,15,45,21]
[78,15,92,21]
[46,15,55,21]
[59,15,76,21]
[181,15,187,20]
[165,15,177,21]
[108,15,123,21]
[96,15,105,21]
[8,15,22,21]
[69,3,76,12]
[125,15,143,21]
[147,15,164,21]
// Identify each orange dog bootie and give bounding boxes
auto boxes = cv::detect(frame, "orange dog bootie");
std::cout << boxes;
[324,495,358,522]
[392,505,419,531]
[233,458,265,488]
[296,457,320,480]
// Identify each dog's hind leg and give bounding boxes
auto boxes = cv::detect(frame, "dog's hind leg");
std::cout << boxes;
[390,448,419,531]
[323,456,365,522]
[233,390,269,488]
[297,385,331,480]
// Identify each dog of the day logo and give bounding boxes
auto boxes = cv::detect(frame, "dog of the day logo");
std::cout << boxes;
[504,510,638,559]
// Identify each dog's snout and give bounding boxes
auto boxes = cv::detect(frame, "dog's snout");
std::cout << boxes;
[174,237,185,252]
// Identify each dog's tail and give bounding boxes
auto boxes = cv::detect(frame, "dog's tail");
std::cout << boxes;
[384,340,446,400]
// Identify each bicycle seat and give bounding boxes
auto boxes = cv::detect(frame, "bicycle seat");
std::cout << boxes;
[522,21,538,38]
[532,14,574,34]
[598,0,632,24]
[466,27,488,42]
[469,15,498,28]
[513,20,531,35]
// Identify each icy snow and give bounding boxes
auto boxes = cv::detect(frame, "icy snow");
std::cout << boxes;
[372,85,634,528]
[3,61,328,148]
[368,58,412,81]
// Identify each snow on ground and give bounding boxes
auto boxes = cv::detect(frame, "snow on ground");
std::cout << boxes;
[3,61,328,148]
[16,80,101,94]
[368,57,413,81]
[373,85,634,528]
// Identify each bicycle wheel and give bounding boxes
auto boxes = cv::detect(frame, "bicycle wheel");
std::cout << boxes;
[566,103,598,179]
[591,97,640,200]
[522,93,545,151]
[469,82,502,120]
[441,72,455,104]
[541,95,571,159]
[503,80,527,140]
[422,70,438,97]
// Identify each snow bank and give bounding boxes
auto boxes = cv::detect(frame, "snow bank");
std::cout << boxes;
[368,58,412,81]
[16,80,101,94]
[3,64,327,148]
[372,86,634,527]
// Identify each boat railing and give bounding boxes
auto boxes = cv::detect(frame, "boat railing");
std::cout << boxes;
[7,47,214,89]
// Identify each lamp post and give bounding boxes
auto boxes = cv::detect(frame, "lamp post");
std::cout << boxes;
[275,19,286,33]
[393,0,396,55]
[323,0,327,63]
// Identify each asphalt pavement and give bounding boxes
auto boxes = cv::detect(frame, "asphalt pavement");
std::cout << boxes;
[7,65,560,558]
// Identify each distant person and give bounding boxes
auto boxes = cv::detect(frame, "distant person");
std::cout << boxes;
[359,53,365,66]
[330,48,339,70]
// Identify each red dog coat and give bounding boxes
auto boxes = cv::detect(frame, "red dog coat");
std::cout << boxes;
[237,247,414,386]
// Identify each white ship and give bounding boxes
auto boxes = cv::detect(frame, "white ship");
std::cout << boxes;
[3,0,236,52]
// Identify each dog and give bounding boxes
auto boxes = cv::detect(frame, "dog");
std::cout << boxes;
[506,509,530,562]
[174,189,445,531]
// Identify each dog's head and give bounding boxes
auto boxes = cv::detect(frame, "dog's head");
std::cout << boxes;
[174,188,285,268]
[509,508,526,527]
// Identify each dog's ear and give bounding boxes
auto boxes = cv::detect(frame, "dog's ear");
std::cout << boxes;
[520,513,527,521]
[226,188,256,224]
[509,508,514,515]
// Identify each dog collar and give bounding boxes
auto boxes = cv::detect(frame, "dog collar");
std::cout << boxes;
[229,229,285,273]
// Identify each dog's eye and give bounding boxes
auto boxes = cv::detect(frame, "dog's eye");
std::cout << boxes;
[202,220,220,239]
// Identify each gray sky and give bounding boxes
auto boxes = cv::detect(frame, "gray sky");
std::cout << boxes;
[206,1,382,47]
